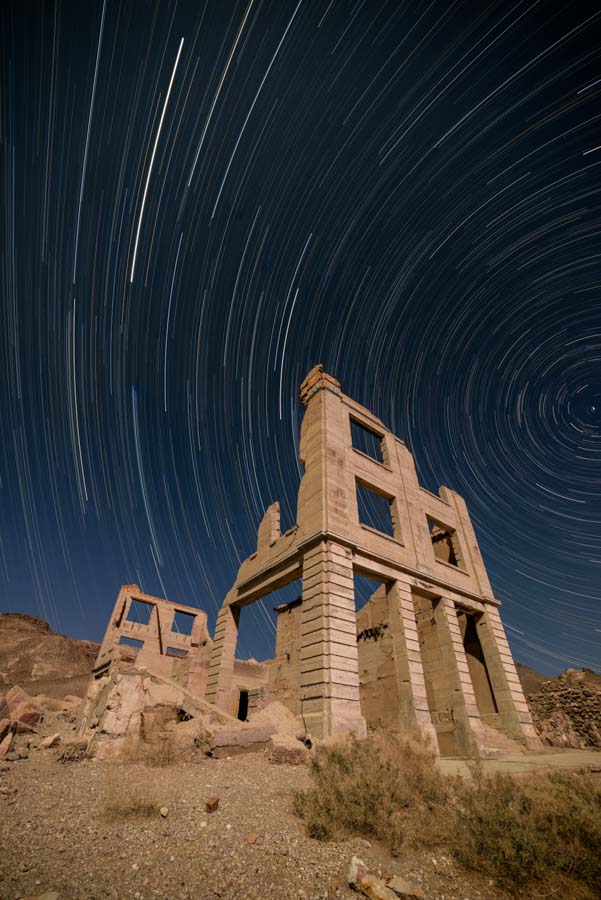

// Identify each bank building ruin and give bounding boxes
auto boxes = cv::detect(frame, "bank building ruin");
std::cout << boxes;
[92,365,540,756]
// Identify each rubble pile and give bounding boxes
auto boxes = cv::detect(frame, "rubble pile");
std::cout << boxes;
[527,668,601,749]
[0,684,82,763]
[78,665,312,765]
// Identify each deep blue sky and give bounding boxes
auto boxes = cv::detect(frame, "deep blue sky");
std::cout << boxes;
[1,1,600,674]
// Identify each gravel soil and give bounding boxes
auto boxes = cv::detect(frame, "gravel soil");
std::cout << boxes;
[0,752,510,900]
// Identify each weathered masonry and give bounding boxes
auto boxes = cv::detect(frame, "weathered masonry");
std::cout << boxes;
[208,365,541,753]
[93,586,267,718]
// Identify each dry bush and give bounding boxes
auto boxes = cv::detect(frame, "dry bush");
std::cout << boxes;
[293,731,446,855]
[101,771,161,820]
[449,766,601,896]
[294,731,601,897]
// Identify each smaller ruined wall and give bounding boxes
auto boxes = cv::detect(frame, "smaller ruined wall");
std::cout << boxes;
[268,601,303,716]
[356,585,403,730]
[225,659,270,718]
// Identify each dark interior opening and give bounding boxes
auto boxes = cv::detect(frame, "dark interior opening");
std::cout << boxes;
[237,690,249,721]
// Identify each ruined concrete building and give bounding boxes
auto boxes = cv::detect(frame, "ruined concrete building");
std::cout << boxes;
[92,366,540,756]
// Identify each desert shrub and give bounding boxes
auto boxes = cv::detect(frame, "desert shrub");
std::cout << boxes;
[293,731,446,854]
[103,794,160,820]
[449,767,601,896]
[295,731,601,896]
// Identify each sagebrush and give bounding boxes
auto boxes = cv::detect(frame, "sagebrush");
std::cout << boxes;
[294,731,601,896]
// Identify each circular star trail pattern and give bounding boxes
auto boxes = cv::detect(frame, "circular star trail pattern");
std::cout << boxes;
[1,1,600,673]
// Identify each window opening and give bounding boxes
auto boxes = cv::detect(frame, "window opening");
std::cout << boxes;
[171,610,196,635]
[356,480,396,538]
[427,517,460,567]
[350,418,384,463]
[126,599,153,626]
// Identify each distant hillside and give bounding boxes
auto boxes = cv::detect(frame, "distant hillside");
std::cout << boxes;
[515,662,548,696]
[0,613,99,699]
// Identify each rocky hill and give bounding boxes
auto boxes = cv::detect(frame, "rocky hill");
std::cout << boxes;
[0,613,99,699]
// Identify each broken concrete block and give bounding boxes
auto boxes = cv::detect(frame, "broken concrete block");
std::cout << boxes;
[269,737,310,766]
[209,725,274,758]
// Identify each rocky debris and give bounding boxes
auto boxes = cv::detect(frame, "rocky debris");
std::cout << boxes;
[348,856,397,900]
[0,717,10,741]
[246,832,257,844]
[387,875,426,898]
[527,667,601,749]
[159,806,169,817]
[0,686,43,733]
[269,735,311,765]
[348,858,425,900]
[79,666,238,760]
[206,794,220,812]
[40,734,61,749]
[57,740,88,763]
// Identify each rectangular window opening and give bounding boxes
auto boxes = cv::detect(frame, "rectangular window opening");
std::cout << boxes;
[126,599,154,626]
[166,646,189,658]
[118,636,144,649]
[353,572,386,614]
[171,610,196,635]
[356,480,396,538]
[427,516,460,567]
[350,418,384,464]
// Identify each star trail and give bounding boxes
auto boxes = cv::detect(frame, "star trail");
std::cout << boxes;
[1,0,600,674]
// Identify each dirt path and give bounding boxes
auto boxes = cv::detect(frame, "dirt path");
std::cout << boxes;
[0,752,510,900]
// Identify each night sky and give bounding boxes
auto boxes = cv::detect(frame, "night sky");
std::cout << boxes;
[2,1,600,675]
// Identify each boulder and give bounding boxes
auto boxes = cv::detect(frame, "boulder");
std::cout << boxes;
[209,725,274,758]
[387,875,425,899]
[348,857,398,900]
[269,735,310,765]
[0,732,13,760]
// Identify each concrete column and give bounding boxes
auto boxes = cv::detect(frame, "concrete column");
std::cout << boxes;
[298,540,366,739]
[204,593,239,710]
[434,595,486,756]
[388,581,438,747]
[476,606,541,749]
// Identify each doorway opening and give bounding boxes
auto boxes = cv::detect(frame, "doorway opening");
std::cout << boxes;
[237,690,249,721]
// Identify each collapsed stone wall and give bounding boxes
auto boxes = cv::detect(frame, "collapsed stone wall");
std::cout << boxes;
[527,668,601,749]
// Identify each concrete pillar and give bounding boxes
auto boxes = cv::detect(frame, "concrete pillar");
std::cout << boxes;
[388,581,438,747]
[298,540,366,739]
[204,592,239,710]
[433,595,486,756]
[476,606,541,749]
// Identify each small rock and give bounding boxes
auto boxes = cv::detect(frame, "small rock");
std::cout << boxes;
[160,806,169,818]
[246,832,257,844]
[387,875,425,899]
[5,751,19,762]
[348,856,398,900]
[206,794,220,813]
[131,863,139,872]
[40,734,61,749]
[226,824,232,830]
